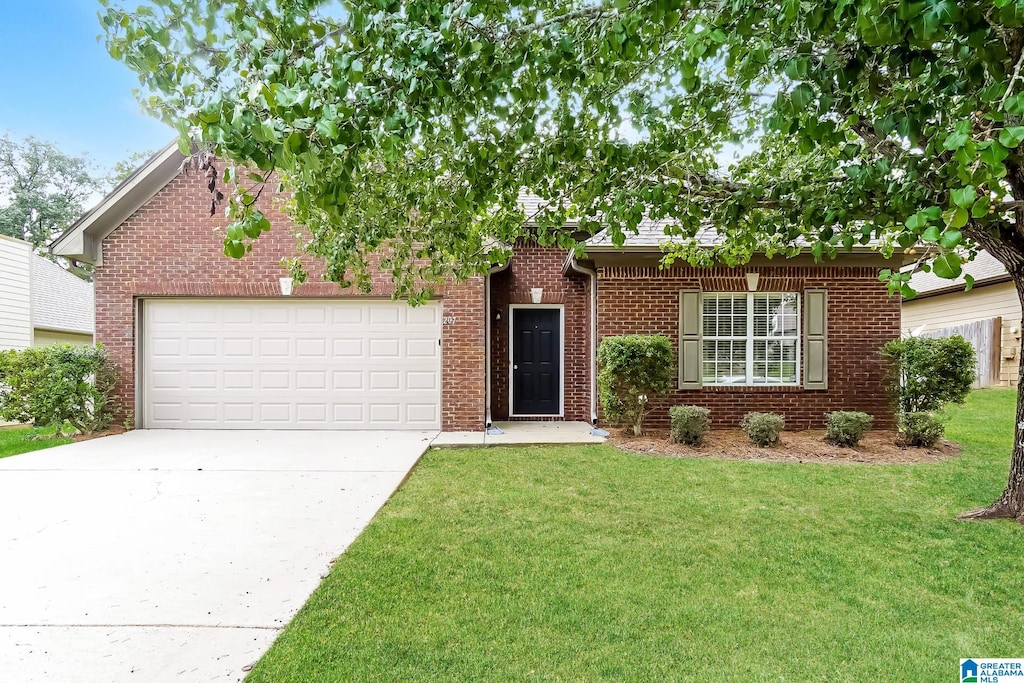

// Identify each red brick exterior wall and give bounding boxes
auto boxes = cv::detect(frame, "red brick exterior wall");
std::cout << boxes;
[94,169,485,431]
[597,264,901,430]
[489,242,592,422]
[94,168,897,433]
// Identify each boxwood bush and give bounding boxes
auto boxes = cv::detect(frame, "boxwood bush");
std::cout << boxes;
[740,412,784,447]
[669,405,711,445]
[898,411,945,448]
[597,335,675,436]
[824,411,874,447]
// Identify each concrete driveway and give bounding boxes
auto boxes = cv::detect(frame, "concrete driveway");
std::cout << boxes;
[0,429,434,683]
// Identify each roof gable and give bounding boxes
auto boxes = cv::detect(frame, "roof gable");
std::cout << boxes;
[50,143,185,265]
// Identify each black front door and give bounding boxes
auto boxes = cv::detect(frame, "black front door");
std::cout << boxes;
[512,307,561,415]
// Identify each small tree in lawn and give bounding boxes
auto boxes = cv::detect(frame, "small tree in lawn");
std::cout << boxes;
[597,335,675,436]
[881,336,975,448]
[881,336,976,414]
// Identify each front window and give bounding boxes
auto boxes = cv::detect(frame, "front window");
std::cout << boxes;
[702,293,800,385]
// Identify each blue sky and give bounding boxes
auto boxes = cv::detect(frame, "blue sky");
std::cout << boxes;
[0,0,173,172]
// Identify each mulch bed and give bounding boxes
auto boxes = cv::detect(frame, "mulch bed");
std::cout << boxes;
[610,428,961,464]
[72,426,127,442]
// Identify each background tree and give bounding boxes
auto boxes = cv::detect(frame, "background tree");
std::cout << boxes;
[0,136,150,280]
[101,0,1024,522]
[0,135,103,250]
[106,148,156,186]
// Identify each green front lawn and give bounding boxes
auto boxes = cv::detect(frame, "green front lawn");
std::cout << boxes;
[0,426,71,458]
[248,390,1023,682]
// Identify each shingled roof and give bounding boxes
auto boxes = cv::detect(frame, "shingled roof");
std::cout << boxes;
[31,255,94,335]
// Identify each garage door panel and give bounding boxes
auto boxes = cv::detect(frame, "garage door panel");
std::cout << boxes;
[143,300,442,430]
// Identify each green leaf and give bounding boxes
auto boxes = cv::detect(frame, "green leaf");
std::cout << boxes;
[224,240,245,259]
[920,226,941,242]
[942,131,969,150]
[971,195,991,218]
[316,118,339,140]
[943,206,969,228]
[951,186,976,208]
[791,83,814,110]
[243,220,262,239]
[999,126,1024,148]
[1006,94,1024,115]
[905,212,927,231]
[176,134,192,156]
[938,229,962,250]
[931,253,962,280]
[784,58,808,80]
[980,141,1010,167]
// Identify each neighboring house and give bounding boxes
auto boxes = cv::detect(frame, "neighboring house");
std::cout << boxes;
[52,144,901,432]
[0,235,94,351]
[902,250,1020,387]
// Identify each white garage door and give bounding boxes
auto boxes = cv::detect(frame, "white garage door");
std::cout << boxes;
[142,299,442,429]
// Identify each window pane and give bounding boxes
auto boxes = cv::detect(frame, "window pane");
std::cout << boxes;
[782,362,797,382]
[704,294,747,339]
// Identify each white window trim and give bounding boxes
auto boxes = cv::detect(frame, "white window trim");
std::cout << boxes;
[701,292,802,387]
[508,304,565,418]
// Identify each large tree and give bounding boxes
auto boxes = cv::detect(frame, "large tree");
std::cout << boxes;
[102,0,1024,521]
[0,135,104,250]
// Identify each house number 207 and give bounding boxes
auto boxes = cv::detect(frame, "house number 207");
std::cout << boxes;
[442,316,457,325]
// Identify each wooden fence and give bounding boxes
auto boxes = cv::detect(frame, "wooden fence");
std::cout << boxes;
[923,316,1002,388]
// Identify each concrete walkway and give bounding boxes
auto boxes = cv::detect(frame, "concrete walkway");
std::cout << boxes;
[0,429,433,683]
[431,420,607,447]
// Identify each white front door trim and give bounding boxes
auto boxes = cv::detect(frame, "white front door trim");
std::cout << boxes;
[508,303,565,418]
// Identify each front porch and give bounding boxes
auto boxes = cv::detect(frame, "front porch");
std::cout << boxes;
[431,421,607,448]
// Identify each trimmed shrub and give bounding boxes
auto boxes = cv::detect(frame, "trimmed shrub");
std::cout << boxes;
[824,411,874,447]
[898,411,945,448]
[598,335,675,436]
[740,412,784,447]
[669,405,711,445]
[0,344,119,437]
[880,336,976,414]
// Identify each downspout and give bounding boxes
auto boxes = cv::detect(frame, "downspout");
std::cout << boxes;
[485,260,511,431]
[566,253,604,432]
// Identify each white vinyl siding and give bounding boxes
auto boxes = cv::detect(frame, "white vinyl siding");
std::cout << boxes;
[142,299,442,429]
[701,292,800,386]
[0,236,32,351]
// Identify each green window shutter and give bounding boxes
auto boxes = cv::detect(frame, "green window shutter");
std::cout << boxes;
[679,289,702,389]
[803,289,828,390]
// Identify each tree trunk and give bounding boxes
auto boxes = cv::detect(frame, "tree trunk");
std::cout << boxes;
[959,278,1024,523]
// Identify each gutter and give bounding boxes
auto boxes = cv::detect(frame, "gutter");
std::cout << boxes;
[564,252,603,431]
[485,259,511,431]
